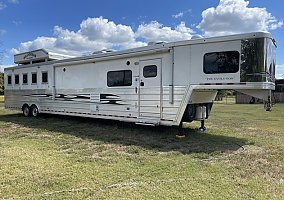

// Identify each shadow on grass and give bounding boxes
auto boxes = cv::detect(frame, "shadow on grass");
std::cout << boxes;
[0,113,247,155]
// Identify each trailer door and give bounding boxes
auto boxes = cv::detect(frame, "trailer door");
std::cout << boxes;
[139,59,162,118]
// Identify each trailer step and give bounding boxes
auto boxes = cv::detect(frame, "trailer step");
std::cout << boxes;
[135,122,160,126]
[135,119,160,126]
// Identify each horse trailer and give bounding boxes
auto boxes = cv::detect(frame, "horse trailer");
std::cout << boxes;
[4,32,276,133]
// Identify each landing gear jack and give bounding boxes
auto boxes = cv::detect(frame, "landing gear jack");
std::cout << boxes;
[198,120,206,132]
[264,92,272,112]
[176,122,186,139]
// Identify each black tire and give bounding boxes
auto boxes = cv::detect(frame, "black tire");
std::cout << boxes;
[182,104,196,122]
[22,105,30,117]
[30,105,39,117]
[249,97,255,104]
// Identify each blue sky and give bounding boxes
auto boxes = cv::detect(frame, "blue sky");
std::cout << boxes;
[0,0,283,78]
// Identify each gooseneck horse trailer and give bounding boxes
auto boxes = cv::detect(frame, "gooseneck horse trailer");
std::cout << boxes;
[4,32,276,133]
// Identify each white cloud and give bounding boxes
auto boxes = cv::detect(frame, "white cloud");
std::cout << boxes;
[11,37,56,54]
[172,9,192,19]
[0,65,14,72]
[197,0,283,37]
[172,12,184,19]
[136,21,194,42]
[269,21,283,30]
[8,0,19,4]
[0,0,19,11]
[12,20,22,25]
[276,64,284,79]
[0,29,6,35]
[12,17,197,56]
[0,2,7,10]
[11,17,144,56]
[80,17,135,43]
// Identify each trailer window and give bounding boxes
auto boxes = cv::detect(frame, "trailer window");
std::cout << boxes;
[241,38,276,82]
[15,74,19,85]
[32,73,37,84]
[107,70,132,87]
[23,74,28,84]
[7,75,12,85]
[42,72,48,83]
[203,51,239,74]
[143,65,157,78]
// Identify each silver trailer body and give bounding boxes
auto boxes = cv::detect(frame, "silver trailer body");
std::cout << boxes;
[4,32,276,127]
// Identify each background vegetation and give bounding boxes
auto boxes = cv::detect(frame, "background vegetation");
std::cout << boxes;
[0,73,4,95]
[0,98,283,199]
[0,43,4,95]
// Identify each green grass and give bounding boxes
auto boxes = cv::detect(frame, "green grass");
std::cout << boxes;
[214,95,236,104]
[0,95,283,199]
[0,95,4,103]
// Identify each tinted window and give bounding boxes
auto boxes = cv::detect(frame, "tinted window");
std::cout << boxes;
[42,72,48,83]
[8,75,12,85]
[32,73,37,84]
[107,70,132,87]
[15,74,19,85]
[203,51,239,74]
[23,74,28,84]
[143,65,157,78]
[241,38,276,82]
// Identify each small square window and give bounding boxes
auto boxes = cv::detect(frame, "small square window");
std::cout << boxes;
[23,74,28,84]
[32,73,37,84]
[7,75,12,85]
[143,65,157,78]
[15,74,19,85]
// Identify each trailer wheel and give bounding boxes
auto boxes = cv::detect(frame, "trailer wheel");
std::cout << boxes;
[31,105,39,117]
[182,104,196,122]
[22,105,30,117]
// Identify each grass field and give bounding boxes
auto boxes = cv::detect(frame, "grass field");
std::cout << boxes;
[0,96,283,199]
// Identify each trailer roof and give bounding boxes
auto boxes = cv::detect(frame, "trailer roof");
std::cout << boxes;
[5,31,272,70]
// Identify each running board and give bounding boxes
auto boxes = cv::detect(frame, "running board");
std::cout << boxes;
[135,118,160,126]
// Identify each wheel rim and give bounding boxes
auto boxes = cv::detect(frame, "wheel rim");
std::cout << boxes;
[32,107,38,117]
[23,107,29,116]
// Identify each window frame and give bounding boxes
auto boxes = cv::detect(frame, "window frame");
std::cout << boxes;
[15,74,20,85]
[107,70,132,87]
[31,72,37,84]
[41,71,48,84]
[22,73,28,85]
[203,51,240,74]
[143,65,157,78]
[7,75,12,85]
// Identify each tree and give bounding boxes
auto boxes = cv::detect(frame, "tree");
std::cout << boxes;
[0,72,3,95]
[0,42,4,95]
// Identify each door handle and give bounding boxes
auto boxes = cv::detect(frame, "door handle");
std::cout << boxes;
[140,81,144,86]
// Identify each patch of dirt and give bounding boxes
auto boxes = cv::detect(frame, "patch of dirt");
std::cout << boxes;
[241,145,264,155]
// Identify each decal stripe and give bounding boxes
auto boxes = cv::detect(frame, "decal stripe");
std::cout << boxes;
[23,93,129,105]
[200,82,247,85]
[41,109,136,119]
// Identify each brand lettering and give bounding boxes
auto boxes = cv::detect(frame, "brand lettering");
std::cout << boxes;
[23,52,37,60]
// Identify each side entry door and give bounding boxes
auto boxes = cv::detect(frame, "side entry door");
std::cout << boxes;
[139,59,162,118]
